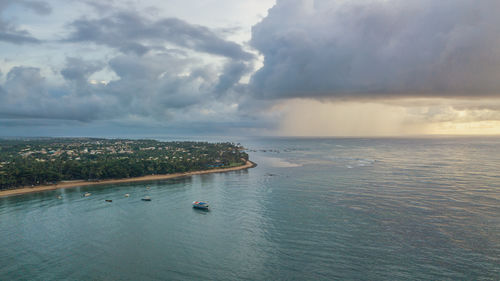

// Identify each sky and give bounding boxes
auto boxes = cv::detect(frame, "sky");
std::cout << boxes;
[1,0,500,137]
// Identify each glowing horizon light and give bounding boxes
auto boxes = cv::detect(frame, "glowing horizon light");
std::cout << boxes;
[428,121,500,135]
[275,99,500,137]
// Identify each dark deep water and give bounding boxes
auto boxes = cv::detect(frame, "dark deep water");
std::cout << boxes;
[1,137,499,280]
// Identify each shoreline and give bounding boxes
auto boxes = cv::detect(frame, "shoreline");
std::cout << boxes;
[0,160,256,198]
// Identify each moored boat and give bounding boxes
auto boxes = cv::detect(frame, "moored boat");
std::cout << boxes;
[141,196,152,201]
[192,201,209,210]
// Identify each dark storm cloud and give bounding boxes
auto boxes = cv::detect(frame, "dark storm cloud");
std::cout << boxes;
[250,0,500,99]
[65,12,254,60]
[0,0,50,44]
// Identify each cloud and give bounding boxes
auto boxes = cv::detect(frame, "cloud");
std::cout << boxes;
[18,0,51,15]
[0,66,111,121]
[0,0,50,44]
[60,57,105,98]
[0,1,265,134]
[4,66,46,100]
[0,50,251,126]
[213,60,253,95]
[5,0,500,137]
[0,31,40,44]
[61,57,104,82]
[65,11,254,60]
[0,0,51,14]
[250,0,500,99]
[0,0,258,132]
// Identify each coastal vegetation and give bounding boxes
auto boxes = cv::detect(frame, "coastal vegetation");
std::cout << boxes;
[0,138,248,190]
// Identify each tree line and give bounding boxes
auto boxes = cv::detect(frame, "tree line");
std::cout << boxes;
[0,139,248,190]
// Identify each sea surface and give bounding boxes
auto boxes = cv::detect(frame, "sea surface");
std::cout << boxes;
[1,137,499,280]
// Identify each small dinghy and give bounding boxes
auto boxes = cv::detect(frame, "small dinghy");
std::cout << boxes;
[84,192,91,197]
[192,201,209,210]
[125,194,130,197]
[105,199,112,202]
[141,196,152,201]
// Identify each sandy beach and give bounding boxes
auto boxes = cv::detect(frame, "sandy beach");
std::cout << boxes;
[0,160,256,198]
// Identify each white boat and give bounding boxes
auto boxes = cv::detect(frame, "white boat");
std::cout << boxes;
[141,196,152,201]
[84,192,91,197]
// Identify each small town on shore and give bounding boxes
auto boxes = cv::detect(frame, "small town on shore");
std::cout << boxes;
[0,138,249,190]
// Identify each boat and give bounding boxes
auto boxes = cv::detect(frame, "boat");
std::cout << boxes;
[84,192,91,197]
[105,199,112,202]
[125,194,130,197]
[192,201,209,210]
[141,196,152,201]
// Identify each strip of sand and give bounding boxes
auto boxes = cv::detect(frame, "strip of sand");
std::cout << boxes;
[0,160,256,198]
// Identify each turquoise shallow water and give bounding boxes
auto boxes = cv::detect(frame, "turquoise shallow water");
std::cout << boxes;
[1,137,499,280]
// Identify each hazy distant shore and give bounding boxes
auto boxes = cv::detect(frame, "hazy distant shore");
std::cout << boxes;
[0,161,256,198]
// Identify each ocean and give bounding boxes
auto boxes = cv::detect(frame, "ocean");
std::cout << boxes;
[1,137,499,280]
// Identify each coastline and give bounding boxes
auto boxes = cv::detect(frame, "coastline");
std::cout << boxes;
[0,160,256,198]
